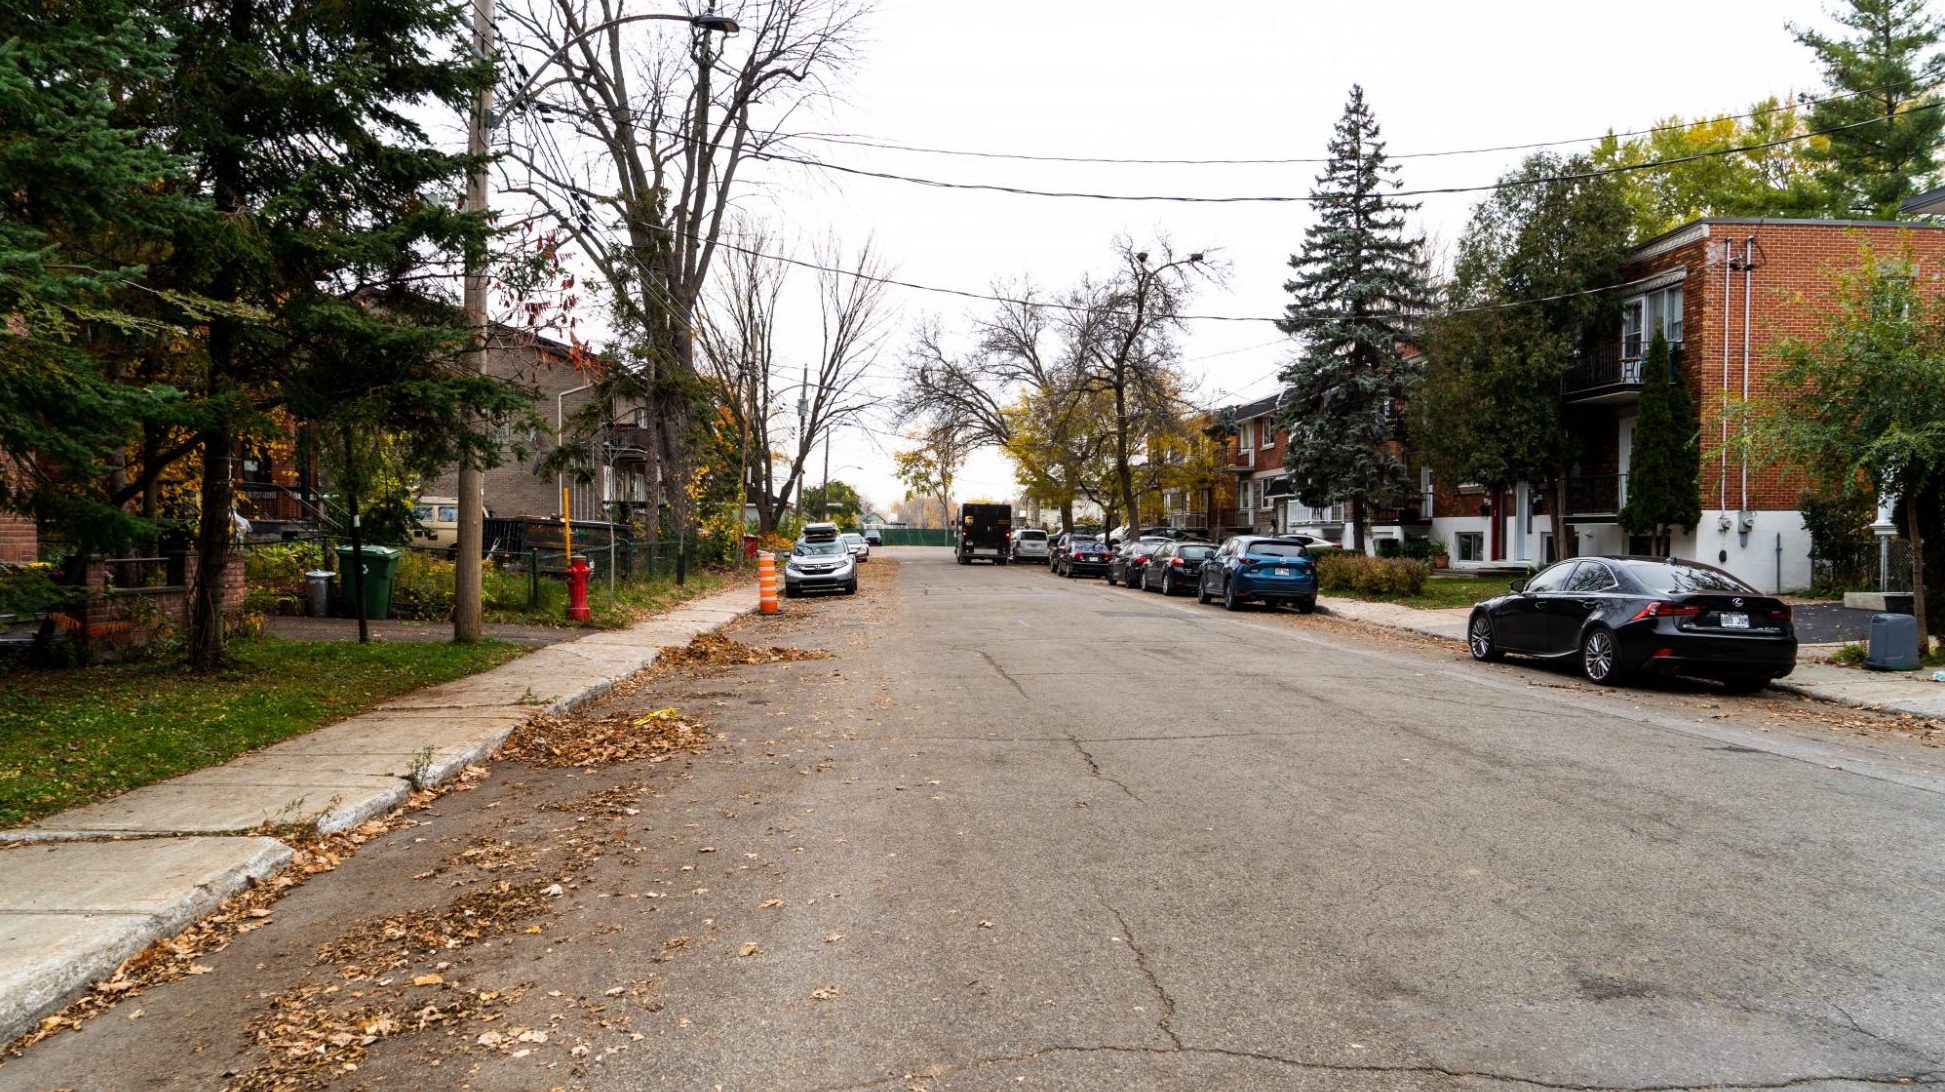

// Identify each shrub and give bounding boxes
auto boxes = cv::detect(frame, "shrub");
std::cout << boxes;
[243,542,328,597]
[0,562,81,616]
[1830,641,1867,667]
[1316,553,1431,598]
[388,549,456,621]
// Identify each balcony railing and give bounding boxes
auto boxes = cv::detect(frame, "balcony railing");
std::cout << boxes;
[1212,507,1252,529]
[1564,343,1683,399]
[1565,474,1621,516]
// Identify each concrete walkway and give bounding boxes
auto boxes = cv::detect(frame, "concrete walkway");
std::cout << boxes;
[0,585,752,1043]
[1318,595,1945,718]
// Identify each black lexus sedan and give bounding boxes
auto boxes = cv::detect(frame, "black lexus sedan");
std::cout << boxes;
[1466,556,1797,692]
[1053,534,1112,578]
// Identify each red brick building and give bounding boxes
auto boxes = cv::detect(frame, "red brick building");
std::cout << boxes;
[1426,216,1945,591]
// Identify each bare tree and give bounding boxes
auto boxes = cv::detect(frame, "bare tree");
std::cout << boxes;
[695,233,890,531]
[1064,239,1216,539]
[499,0,867,521]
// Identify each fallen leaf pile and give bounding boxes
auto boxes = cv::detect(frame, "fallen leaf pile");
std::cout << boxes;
[657,632,829,667]
[313,880,552,976]
[499,707,708,768]
[230,979,521,1091]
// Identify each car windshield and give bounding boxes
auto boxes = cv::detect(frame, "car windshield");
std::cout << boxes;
[1245,543,1309,558]
[794,541,844,558]
[1621,561,1754,594]
[1179,546,1215,559]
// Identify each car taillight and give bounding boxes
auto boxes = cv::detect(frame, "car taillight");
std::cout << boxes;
[1631,601,1702,621]
[1769,606,1792,622]
[1072,550,1085,559]
[1171,557,1185,568]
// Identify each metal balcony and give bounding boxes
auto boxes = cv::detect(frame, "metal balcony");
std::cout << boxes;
[1563,343,1682,405]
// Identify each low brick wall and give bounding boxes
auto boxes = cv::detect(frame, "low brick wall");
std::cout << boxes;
[74,554,244,646]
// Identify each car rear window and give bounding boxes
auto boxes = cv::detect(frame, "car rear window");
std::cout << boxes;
[1621,562,1753,593]
[1178,546,1214,559]
[1246,543,1309,558]
[1018,530,1046,540]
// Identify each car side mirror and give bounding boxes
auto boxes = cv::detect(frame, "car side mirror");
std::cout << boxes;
[1509,578,1527,593]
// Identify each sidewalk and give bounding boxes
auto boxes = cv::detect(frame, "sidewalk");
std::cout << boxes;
[1317,595,1945,719]
[0,585,752,1044]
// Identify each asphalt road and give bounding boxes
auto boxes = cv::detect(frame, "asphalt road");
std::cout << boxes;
[8,547,1945,1091]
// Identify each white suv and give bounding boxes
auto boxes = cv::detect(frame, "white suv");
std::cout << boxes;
[1010,527,1050,564]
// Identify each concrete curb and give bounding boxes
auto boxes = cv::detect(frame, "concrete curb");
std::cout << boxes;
[0,585,753,1045]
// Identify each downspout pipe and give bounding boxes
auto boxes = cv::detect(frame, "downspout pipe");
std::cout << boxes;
[1720,238,1732,514]
[1741,236,1754,515]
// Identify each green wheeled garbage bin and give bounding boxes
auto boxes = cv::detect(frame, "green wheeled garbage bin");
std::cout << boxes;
[334,545,402,620]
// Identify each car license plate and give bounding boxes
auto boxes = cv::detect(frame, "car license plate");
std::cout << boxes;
[1721,612,1749,629]
[1274,567,1291,577]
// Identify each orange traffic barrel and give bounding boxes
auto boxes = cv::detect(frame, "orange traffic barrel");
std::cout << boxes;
[757,550,779,615]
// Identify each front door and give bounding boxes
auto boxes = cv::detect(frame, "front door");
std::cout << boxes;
[1493,560,1576,652]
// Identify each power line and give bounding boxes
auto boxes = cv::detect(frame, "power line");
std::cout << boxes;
[783,85,1882,167]
[752,100,1945,205]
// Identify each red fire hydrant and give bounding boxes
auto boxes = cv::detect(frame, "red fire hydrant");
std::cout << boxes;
[566,555,592,622]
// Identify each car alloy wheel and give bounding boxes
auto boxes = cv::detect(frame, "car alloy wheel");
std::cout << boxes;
[1160,572,1173,596]
[1222,580,1243,611]
[1196,577,1213,604]
[1467,613,1502,661]
[1581,626,1623,685]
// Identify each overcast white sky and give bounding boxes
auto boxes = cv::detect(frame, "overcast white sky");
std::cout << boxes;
[509,0,1839,517]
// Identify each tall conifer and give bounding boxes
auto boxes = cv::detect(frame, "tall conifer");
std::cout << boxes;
[1277,85,1429,551]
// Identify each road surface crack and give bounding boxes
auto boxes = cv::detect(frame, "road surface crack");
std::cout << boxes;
[1069,737,1141,802]
[1102,900,1180,1049]
[971,649,1030,700]
[814,1044,1945,1090]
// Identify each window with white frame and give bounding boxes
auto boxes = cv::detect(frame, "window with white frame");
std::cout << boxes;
[1237,419,1253,453]
[1455,532,1485,562]
[1259,480,1273,510]
[1624,286,1683,357]
[1259,421,1273,449]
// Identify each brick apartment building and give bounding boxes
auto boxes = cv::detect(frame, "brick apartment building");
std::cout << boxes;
[1424,216,1945,592]
[425,325,654,524]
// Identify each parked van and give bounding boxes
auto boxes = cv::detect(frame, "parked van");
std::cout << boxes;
[410,496,459,550]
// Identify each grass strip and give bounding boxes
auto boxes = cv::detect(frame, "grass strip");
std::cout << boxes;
[0,637,525,826]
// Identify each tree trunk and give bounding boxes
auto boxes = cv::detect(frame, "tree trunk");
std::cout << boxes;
[1553,478,1575,560]
[187,420,233,669]
[1350,496,1366,553]
[1907,475,1930,650]
[345,430,368,644]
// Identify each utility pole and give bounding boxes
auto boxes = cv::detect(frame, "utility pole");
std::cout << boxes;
[795,364,808,516]
[821,429,831,520]
[453,0,493,643]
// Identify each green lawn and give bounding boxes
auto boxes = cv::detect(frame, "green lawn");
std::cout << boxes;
[0,637,524,827]
[1337,574,1516,611]
[485,568,730,629]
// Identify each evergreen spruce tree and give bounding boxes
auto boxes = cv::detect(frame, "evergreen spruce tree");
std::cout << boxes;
[1617,333,1703,555]
[149,0,507,667]
[1276,85,1429,551]
[1793,0,1945,218]
[0,0,192,553]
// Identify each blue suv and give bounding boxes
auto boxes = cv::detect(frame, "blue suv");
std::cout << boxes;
[1197,535,1320,613]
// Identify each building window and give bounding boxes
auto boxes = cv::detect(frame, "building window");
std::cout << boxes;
[1455,532,1485,562]
[1260,482,1273,511]
[1259,423,1273,450]
[1238,420,1253,453]
[1621,299,1644,358]
[1661,286,1683,344]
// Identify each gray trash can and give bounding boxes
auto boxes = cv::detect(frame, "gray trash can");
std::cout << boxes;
[1866,612,1921,671]
[305,570,335,618]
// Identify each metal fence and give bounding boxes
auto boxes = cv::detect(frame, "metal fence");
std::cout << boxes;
[872,528,954,547]
[481,538,686,608]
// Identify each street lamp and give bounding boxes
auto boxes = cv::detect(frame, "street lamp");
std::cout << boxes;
[453,3,739,642]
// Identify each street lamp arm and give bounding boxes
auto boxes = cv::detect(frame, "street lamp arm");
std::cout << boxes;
[500,12,737,117]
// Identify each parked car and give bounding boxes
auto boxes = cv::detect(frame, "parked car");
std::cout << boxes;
[783,536,857,597]
[1465,556,1797,691]
[863,528,883,546]
[841,531,869,562]
[1052,534,1111,578]
[1197,535,1319,612]
[1141,541,1216,595]
[1107,536,1170,587]
[1011,527,1050,564]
